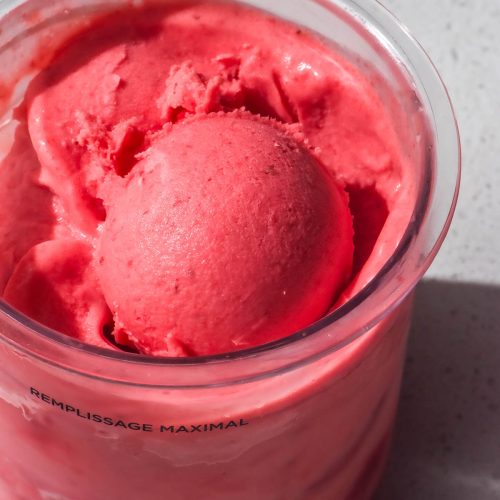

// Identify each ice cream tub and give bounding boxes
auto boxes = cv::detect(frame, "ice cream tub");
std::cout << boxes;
[0,0,459,498]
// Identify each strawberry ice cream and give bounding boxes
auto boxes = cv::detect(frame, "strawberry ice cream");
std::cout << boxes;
[0,1,459,499]
[3,240,111,349]
[98,113,353,356]
[1,1,405,357]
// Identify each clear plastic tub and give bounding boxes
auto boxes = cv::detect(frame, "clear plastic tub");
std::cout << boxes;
[0,1,460,499]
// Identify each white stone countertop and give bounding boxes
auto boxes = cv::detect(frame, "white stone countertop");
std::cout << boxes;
[375,1,500,499]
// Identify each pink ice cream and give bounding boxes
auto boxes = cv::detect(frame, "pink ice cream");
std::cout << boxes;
[0,2,424,500]
[3,240,111,348]
[98,113,353,356]
[0,1,406,358]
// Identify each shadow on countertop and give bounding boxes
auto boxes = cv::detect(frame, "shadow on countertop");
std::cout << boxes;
[375,279,500,500]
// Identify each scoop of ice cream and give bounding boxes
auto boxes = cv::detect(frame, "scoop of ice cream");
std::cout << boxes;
[97,113,354,356]
[3,240,111,348]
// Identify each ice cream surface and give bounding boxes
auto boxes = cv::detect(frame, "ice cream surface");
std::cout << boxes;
[0,1,409,356]
[98,113,354,356]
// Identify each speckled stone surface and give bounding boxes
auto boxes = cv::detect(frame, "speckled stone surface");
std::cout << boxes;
[375,1,500,499]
